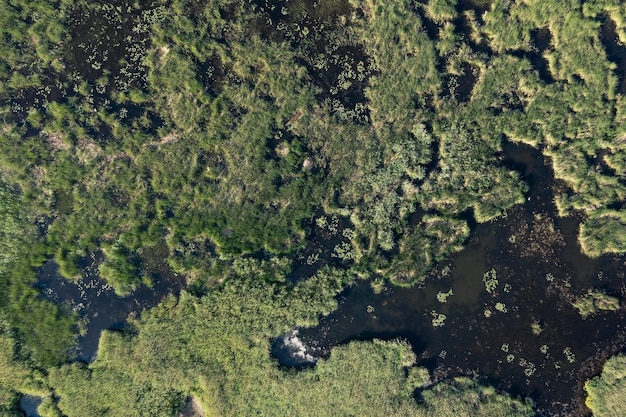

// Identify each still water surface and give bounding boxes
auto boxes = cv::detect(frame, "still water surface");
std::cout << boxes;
[19,395,42,417]
[292,143,626,417]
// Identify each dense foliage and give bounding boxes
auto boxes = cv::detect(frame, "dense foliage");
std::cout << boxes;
[0,182,74,367]
[45,264,532,417]
[3,0,625,291]
[585,354,626,417]
[1,0,626,414]
[0,0,525,294]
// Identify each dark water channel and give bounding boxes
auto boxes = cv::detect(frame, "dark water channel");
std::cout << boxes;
[599,14,626,94]
[35,242,186,362]
[287,142,626,417]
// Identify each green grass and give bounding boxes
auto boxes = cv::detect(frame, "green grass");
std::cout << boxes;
[388,215,470,286]
[5,0,625,288]
[0,178,76,367]
[585,354,626,417]
[573,289,621,318]
[2,0,626,413]
[0,315,48,416]
[579,210,626,258]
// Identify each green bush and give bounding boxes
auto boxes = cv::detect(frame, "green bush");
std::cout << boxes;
[585,354,626,417]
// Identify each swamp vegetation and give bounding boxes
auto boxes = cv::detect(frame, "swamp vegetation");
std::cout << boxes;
[2,0,626,415]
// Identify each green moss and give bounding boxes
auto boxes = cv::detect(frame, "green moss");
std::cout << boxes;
[0,178,76,366]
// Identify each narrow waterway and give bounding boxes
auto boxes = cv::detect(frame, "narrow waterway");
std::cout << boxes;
[290,142,626,417]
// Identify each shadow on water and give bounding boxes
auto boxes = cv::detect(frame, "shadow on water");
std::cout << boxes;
[452,0,493,55]
[599,14,626,95]
[446,62,478,102]
[288,141,626,417]
[510,28,556,85]
[458,0,492,16]
[35,241,186,362]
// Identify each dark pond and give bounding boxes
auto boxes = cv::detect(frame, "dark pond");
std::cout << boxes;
[36,241,186,362]
[448,62,478,102]
[281,141,626,417]
[532,27,552,54]
[458,0,492,16]
[446,1,556,87]
[528,28,555,84]
[19,395,42,417]
[599,14,626,94]
[290,210,354,283]
[453,0,493,55]
[508,27,555,85]
[67,0,158,92]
